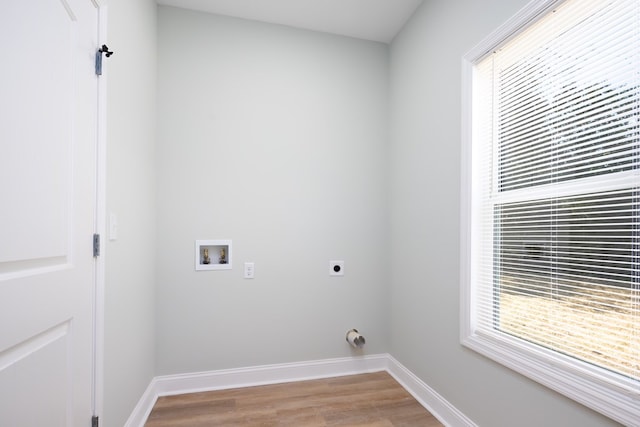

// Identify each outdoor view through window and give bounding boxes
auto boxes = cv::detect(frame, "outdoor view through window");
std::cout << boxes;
[470,0,639,388]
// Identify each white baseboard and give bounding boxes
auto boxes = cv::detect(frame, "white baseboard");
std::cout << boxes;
[123,378,159,427]
[153,354,389,397]
[125,353,475,427]
[385,355,477,427]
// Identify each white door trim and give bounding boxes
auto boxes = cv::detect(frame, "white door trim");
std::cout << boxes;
[92,3,108,421]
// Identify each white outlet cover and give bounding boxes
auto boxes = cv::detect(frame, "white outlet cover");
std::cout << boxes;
[244,262,255,279]
[109,213,118,241]
[329,260,344,276]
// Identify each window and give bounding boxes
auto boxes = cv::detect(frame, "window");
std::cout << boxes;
[461,0,639,423]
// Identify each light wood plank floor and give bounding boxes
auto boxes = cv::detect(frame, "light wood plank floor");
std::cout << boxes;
[145,371,443,426]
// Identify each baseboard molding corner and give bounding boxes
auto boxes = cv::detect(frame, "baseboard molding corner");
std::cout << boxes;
[385,355,477,427]
[123,377,159,427]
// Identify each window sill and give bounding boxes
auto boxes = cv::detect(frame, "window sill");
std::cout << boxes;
[461,331,640,426]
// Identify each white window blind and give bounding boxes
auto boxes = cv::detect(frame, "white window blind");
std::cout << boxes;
[465,0,640,421]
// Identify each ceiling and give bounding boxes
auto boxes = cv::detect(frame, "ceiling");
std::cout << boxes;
[155,0,424,44]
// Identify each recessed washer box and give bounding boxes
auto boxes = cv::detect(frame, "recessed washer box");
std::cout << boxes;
[195,240,232,271]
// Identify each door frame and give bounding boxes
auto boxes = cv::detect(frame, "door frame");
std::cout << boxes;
[93,2,108,420]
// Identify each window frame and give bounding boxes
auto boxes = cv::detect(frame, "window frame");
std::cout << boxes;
[460,1,640,424]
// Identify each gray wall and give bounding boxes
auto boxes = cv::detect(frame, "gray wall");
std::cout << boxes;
[155,7,390,375]
[388,1,621,426]
[104,0,157,426]
[101,1,624,425]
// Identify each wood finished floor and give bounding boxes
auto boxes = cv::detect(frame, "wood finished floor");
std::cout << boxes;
[145,371,443,426]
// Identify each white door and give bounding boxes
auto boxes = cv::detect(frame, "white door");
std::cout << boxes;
[0,0,99,426]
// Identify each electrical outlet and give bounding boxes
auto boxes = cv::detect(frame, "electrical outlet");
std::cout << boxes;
[329,260,344,276]
[244,262,255,279]
[109,213,118,241]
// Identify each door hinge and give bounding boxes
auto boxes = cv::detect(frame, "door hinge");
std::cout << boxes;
[93,233,100,257]
[92,415,99,427]
[95,44,113,76]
